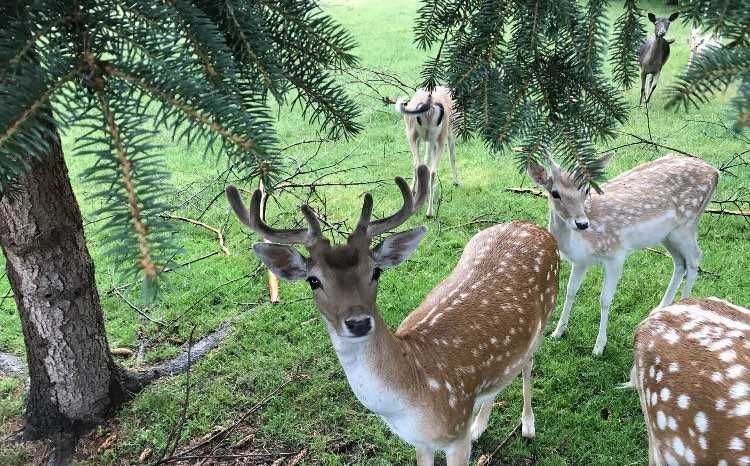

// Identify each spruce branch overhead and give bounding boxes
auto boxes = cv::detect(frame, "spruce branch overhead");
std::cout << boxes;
[0,0,360,298]
[416,0,629,192]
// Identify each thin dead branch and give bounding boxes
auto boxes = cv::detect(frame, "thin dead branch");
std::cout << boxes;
[476,421,522,466]
[154,377,296,464]
[161,214,230,256]
[112,288,165,327]
[504,187,545,198]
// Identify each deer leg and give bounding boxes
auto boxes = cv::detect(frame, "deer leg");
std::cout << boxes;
[416,445,435,466]
[409,132,422,191]
[646,70,661,103]
[521,358,535,438]
[658,237,687,308]
[445,437,471,466]
[426,139,443,218]
[448,133,459,186]
[551,262,589,339]
[593,258,625,356]
[639,70,647,105]
[470,401,493,441]
[675,227,703,299]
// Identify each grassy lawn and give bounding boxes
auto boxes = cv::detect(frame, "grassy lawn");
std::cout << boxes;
[1,0,749,464]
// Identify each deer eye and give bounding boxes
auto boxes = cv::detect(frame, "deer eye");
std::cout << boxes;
[551,190,561,199]
[306,276,322,290]
[371,267,382,282]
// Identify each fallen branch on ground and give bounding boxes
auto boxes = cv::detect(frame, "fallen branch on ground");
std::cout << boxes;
[151,377,295,464]
[476,421,521,466]
[161,214,230,256]
[0,352,25,376]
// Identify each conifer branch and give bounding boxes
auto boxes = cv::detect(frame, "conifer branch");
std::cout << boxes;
[95,87,158,279]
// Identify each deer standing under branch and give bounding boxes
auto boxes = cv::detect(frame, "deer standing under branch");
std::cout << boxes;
[527,154,718,356]
[639,12,679,105]
[395,86,459,218]
[632,297,750,465]
[226,166,559,466]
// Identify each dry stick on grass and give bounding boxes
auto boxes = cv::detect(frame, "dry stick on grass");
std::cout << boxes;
[151,326,197,466]
[476,421,522,466]
[155,377,296,464]
[161,214,231,256]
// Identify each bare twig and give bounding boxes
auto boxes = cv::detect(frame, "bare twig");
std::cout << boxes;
[645,248,719,277]
[161,214,230,256]
[618,131,699,158]
[157,377,295,463]
[154,326,197,464]
[477,421,522,466]
[112,288,165,326]
[504,187,545,198]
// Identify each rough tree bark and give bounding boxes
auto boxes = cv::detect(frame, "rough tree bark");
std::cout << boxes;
[0,129,139,445]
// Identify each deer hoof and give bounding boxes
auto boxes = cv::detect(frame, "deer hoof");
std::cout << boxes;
[550,328,566,340]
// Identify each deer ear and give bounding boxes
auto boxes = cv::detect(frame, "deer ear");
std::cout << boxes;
[527,161,552,190]
[669,12,679,22]
[372,226,427,268]
[252,243,307,280]
[648,13,656,23]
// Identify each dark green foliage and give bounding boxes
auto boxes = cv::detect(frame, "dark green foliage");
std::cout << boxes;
[610,0,645,90]
[666,0,750,128]
[0,0,360,296]
[415,0,629,191]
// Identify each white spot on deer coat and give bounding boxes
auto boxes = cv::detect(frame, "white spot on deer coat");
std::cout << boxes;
[730,437,746,450]
[694,412,709,433]
[732,382,750,399]
[678,395,690,409]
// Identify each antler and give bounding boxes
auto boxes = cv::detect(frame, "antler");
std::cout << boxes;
[225,186,322,246]
[364,164,429,238]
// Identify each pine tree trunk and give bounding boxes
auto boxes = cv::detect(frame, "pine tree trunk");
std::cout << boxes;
[0,129,132,441]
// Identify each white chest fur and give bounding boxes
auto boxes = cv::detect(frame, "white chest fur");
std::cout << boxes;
[329,332,427,447]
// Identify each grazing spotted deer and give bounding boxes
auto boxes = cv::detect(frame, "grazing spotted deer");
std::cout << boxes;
[527,154,718,356]
[632,297,750,466]
[395,86,458,218]
[639,12,679,104]
[226,166,560,466]
[688,27,721,68]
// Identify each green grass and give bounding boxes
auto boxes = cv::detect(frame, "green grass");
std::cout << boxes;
[1,1,749,464]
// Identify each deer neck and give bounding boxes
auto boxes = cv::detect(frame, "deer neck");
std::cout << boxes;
[326,311,417,417]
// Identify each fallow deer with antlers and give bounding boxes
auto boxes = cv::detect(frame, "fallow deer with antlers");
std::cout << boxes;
[528,154,718,356]
[226,166,559,466]
[632,297,750,465]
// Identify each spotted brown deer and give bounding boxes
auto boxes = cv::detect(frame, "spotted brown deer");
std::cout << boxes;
[632,297,750,466]
[638,12,679,104]
[527,154,718,356]
[395,86,459,218]
[225,166,559,466]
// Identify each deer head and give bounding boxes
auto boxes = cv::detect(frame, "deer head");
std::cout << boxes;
[526,153,613,231]
[225,166,429,340]
[649,12,679,39]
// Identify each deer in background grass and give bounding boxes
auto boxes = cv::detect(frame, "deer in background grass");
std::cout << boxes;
[395,86,459,218]
[639,12,679,105]
[527,154,718,356]
[632,297,750,465]
[226,165,559,466]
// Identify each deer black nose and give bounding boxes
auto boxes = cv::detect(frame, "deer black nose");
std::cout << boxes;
[575,221,589,230]
[344,317,373,337]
